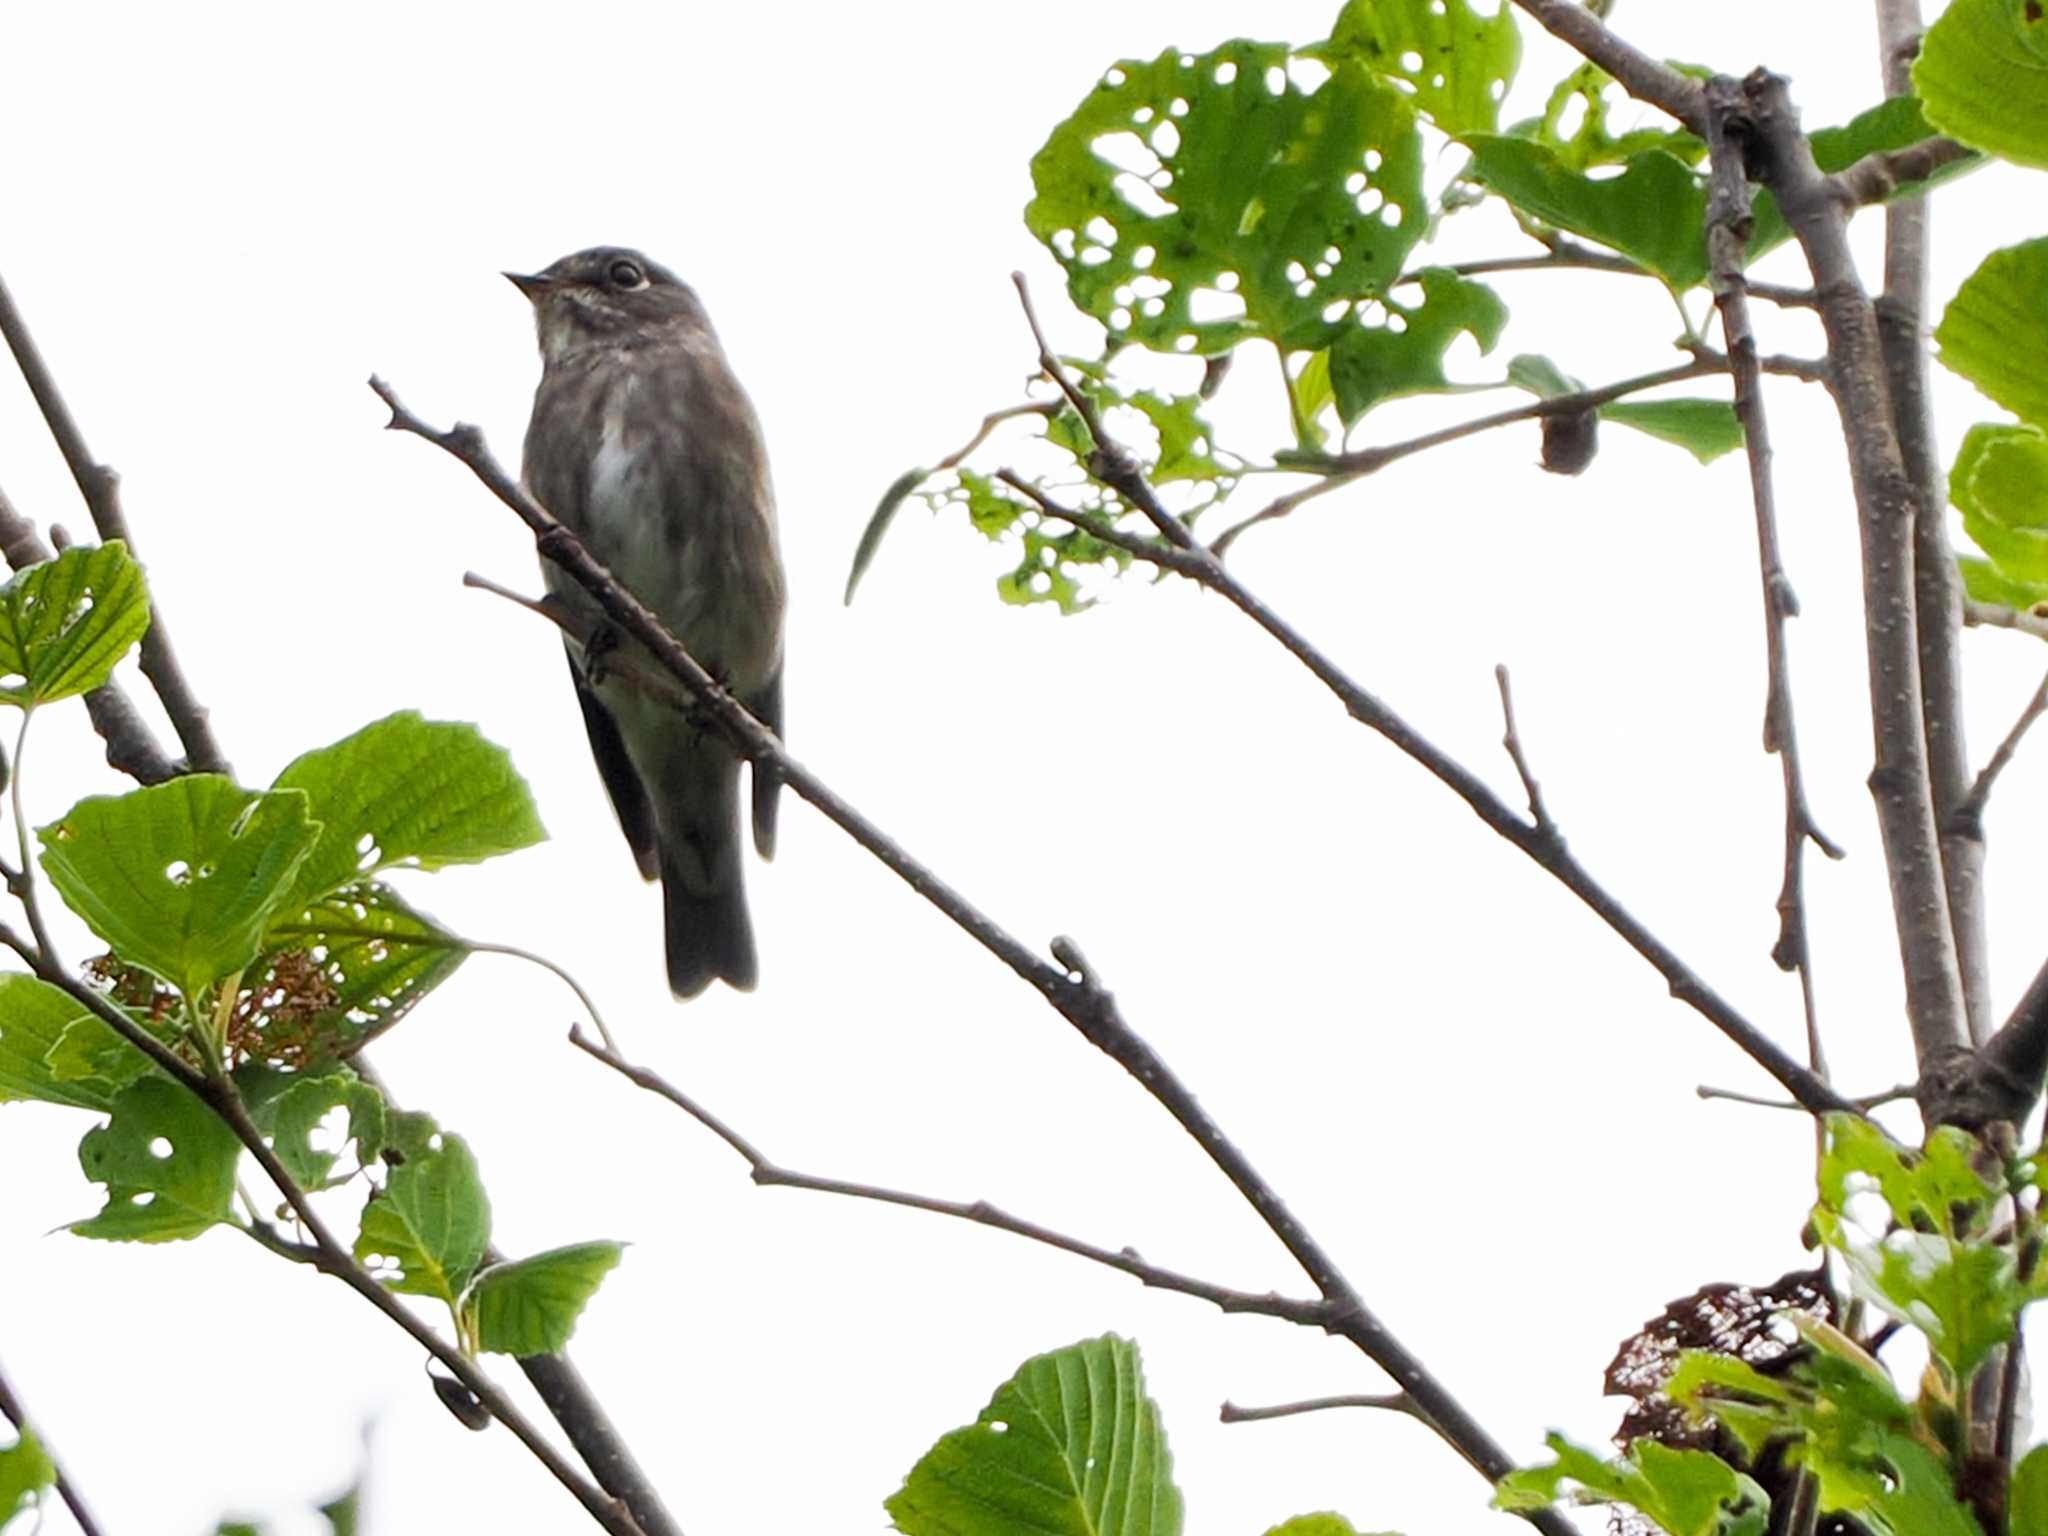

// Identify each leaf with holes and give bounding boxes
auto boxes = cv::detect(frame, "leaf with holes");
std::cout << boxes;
[354,1132,491,1307]
[1326,268,1506,425]
[462,1240,626,1357]
[272,712,545,909]
[236,1063,387,1190]
[1938,237,2048,428]
[1461,138,1708,291]
[38,777,319,1001]
[0,541,150,710]
[1916,0,2048,170]
[887,1334,1182,1536]
[251,882,469,1065]
[1507,62,1706,171]
[1497,1434,1768,1536]
[1311,0,1520,136]
[1028,41,1426,355]
[0,972,139,1111]
[1952,424,2048,583]
[71,1077,241,1242]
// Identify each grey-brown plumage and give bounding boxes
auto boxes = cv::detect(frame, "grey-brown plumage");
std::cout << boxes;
[509,246,785,998]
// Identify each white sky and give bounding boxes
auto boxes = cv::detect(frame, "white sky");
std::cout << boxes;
[3,3,2045,1534]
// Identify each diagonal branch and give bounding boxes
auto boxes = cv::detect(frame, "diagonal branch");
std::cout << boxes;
[0,1359,106,1536]
[1505,0,1706,131]
[566,1026,1332,1326]
[1703,76,1841,1090]
[370,376,1577,1533]
[0,268,230,776]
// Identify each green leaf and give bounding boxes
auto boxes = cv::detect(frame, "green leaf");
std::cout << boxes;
[887,1334,1182,1536]
[1747,97,1980,257]
[845,465,931,606]
[251,881,470,1064]
[271,712,545,910]
[354,1132,490,1306]
[1600,399,1744,463]
[0,1422,54,1526]
[237,1064,386,1190]
[38,777,320,1001]
[72,1076,240,1242]
[43,1013,158,1108]
[1953,425,2048,581]
[1312,0,1521,135]
[464,1240,626,1357]
[0,972,138,1111]
[2011,1445,2048,1536]
[1916,0,2048,170]
[1260,1518,1394,1536]
[1027,42,1426,354]
[1958,554,2048,612]
[1497,1434,1768,1536]
[0,542,150,710]
[1462,138,1706,290]
[1938,238,2048,427]
[1507,353,1578,398]
[320,1484,361,1536]
[1327,269,1507,425]
[1509,62,1705,172]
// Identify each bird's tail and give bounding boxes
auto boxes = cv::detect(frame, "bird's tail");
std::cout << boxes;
[656,759,757,998]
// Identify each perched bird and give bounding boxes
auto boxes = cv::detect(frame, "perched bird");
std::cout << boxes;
[508,246,785,998]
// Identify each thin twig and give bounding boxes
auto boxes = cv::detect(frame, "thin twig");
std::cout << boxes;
[1951,667,2048,838]
[0,1359,107,1536]
[1220,1393,1418,1424]
[1965,601,2048,642]
[1703,76,1838,1102]
[1832,136,1976,209]
[372,376,1578,1532]
[0,268,229,775]
[567,1027,1333,1325]
[1493,666,1552,833]
[1449,246,1817,308]
[1696,1082,1916,1112]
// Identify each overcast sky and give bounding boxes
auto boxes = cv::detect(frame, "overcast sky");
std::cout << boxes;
[4,3,2045,1534]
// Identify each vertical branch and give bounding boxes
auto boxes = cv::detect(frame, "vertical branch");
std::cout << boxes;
[1739,69,1969,1078]
[1872,1,1988,1044]
[1702,77,1843,1087]
[0,268,231,777]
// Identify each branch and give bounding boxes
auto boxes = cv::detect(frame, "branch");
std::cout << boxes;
[1696,1081,1915,1112]
[1965,601,2048,642]
[1832,136,1976,209]
[567,1027,1332,1325]
[1950,666,2048,839]
[1703,76,1840,1091]
[0,481,179,784]
[0,932,642,1535]
[371,377,1574,1531]
[1734,68,1970,1081]
[0,1359,106,1536]
[1504,0,1707,132]
[0,267,230,776]
[1449,244,1817,308]
[1220,1393,1418,1425]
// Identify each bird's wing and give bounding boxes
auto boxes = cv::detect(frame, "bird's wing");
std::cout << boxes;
[564,644,660,881]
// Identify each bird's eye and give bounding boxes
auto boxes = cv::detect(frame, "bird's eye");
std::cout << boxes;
[608,260,646,289]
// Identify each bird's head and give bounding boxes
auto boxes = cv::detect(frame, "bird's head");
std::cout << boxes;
[505,246,709,363]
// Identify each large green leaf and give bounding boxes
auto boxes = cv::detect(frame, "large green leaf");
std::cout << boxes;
[887,1335,1182,1536]
[2012,1445,2048,1536]
[253,882,470,1064]
[1027,41,1426,355]
[354,1132,491,1307]
[0,1423,55,1526]
[1916,0,2048,170]
[236,1063,386,1190]
[1462,138,1707,290]
[1600,399,1744,464]
[1952,424,2048,582]
[1937,238,2048,427]
[1312,0,1521,135]
[72,1077,241,1242]
[271,712,545,909]
[1497,1434,1768,1536]
[0,972,132,1111]
[38,777,319,1001]
[0,542,150,710]
[1326,268,1506,425]
[464,1240,626,1357]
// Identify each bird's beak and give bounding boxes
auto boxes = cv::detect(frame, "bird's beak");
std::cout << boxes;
[504,271,555,301]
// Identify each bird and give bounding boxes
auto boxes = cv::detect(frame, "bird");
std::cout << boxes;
[507,246,785,998]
